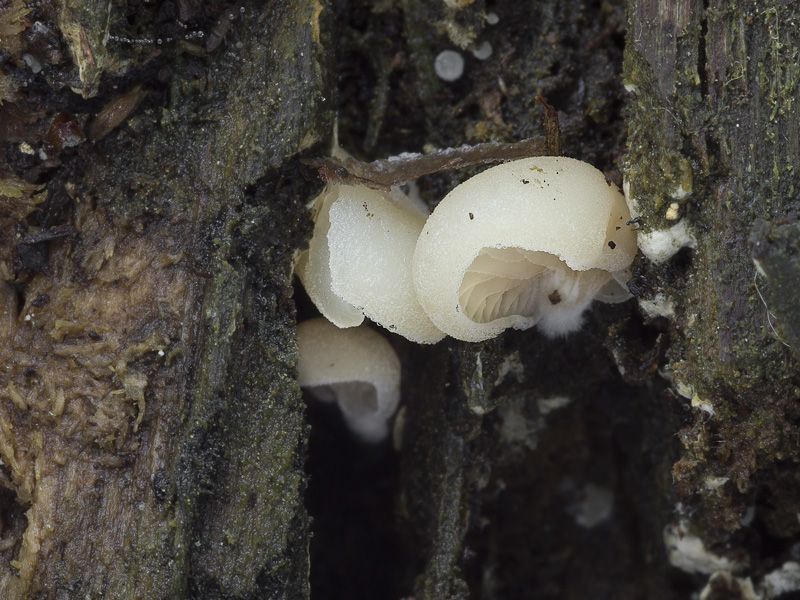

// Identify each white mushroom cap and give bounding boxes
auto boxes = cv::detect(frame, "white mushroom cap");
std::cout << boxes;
[412,156,637,342]
[296,317,401,442]
[327,185,445,344]
[297,181,445,344]
[296,184,365,328]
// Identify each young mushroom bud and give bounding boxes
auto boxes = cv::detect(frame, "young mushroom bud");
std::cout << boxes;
[412,157,637,342]
[296,317,401,442]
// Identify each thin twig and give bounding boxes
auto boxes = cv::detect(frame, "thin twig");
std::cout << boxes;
[302,137,548,190]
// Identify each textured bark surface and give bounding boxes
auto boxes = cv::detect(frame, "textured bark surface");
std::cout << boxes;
[2,0,799,598]
[623,0,800,596]
[0,0,327,597]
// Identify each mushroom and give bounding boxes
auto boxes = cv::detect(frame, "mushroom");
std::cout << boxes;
[295,183,365,329]
[296,317,401,442]
[297,182,445,344]
[412,156,637,342]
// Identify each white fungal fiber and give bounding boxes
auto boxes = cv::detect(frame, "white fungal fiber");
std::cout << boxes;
[413,157,637,342]
[296,318,401,442]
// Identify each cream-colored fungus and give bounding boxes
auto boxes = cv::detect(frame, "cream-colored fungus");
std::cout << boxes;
[327,186,445,344]
[297,181,444,343]
[295,184,365,328]
[413,157,637,342]
[296,317,401,442]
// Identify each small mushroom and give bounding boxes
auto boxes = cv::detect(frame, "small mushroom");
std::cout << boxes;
[326,185,445,344]
[412,157,637,341]
[296,317,401,442]
[297,182,445,344]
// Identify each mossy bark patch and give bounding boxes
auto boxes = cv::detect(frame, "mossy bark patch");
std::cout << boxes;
[0,0,329,597]
[625,0,800,568]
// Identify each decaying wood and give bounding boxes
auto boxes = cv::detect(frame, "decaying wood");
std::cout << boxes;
[0,0,327,597]
[624,0,800,594]
[2,0,799,598]
[302,99,561,190]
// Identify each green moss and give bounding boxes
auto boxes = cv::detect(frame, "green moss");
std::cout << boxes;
[623,50,702,222]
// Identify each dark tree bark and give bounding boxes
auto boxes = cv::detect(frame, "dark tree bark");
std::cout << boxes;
[0,1,328,597]
[621,0,800,596]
